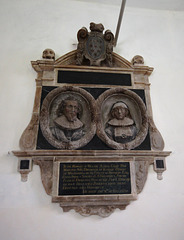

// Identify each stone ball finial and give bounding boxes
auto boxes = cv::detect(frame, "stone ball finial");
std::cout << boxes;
[132,55,144,66]
[42,49,55,60]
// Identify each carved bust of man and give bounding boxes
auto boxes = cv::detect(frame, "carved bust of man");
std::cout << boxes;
[51,97,85,142]
[105,102,137,143]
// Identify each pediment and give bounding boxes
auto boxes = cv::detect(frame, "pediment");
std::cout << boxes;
[54,50,133,69]
[31,49,153,77]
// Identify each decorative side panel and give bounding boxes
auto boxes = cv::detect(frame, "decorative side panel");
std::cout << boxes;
[135,160,149,193]
[34,160,53,195]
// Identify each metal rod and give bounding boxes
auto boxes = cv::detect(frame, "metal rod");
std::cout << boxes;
[114,0,126,47]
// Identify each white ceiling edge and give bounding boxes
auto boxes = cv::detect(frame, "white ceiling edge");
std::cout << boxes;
[73,0,184,11]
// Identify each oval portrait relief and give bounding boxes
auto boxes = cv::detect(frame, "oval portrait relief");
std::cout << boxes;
[40,86,96,149]
[96,88,148,150]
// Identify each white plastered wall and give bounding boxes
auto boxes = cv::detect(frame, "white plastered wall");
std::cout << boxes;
[0,1,184,240]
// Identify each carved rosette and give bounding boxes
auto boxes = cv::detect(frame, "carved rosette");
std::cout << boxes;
[96,88,148,150]
[76,22,114,66]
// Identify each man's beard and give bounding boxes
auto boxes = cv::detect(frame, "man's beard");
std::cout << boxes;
[65,112,77,122]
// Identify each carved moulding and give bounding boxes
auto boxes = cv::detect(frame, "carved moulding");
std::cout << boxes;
[62,205,127,218]
[96,88,148,150]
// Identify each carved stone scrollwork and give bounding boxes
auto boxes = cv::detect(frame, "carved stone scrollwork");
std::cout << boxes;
[77,27,88,41]
[61,205,127,218]
[76,22,114,66]
[135,161,149,193]
[148,116,165,151]
[34,160,53,195]
[104,30,114,67]
[76,27,88,65]
[19,113,39,150]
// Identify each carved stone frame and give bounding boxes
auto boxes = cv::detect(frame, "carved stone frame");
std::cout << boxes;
[40,86,97,150]
[96,88,148,150]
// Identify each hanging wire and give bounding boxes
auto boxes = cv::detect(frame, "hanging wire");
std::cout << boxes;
[114,0,126,47]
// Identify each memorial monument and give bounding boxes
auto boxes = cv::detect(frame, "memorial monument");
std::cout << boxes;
[13,23,171,217]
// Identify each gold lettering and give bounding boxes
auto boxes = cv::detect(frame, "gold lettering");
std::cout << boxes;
[60,162,131,195]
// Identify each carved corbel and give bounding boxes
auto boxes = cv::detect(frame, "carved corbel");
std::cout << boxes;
[18,159,33,182]
[153,158,166,180]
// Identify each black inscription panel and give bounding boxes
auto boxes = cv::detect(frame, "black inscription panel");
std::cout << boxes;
[58,70,132,86]
[58,162,131,196]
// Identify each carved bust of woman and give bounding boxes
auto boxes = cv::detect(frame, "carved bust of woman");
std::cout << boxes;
[105,101,137,144]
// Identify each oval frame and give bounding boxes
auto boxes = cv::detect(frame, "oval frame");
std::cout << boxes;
[96,88,148,150]
[40,86,96,150]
